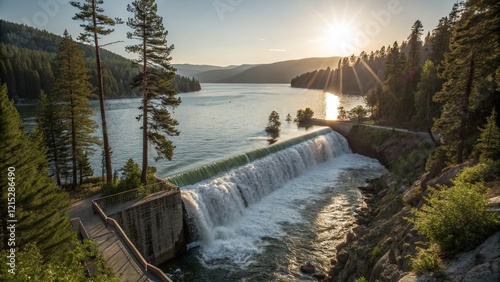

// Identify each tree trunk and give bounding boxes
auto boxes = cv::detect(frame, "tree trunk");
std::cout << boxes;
[71,97,77,190]
[79,158,83,185]
[141,31,148,184]
[51,130,61,186]
[92,0,113,184]
[456,54,475,164]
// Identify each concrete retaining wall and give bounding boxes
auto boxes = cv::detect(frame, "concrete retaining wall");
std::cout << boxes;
[107,190,187,265]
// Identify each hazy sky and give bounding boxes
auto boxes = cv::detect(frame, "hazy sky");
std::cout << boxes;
[0,0,458,66]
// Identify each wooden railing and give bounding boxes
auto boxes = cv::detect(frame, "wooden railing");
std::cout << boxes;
[70,217,90,239]
[92,200,172,282]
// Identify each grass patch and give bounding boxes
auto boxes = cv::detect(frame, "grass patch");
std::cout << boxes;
[354,277,368,282]
[371,245,382,260]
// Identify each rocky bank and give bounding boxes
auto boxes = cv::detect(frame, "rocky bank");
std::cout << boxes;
[313,125,500,282]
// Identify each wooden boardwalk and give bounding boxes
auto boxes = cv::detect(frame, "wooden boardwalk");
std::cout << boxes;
[69,195,159,282]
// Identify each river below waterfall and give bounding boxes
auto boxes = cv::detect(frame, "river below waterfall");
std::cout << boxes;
[162,131,385,281]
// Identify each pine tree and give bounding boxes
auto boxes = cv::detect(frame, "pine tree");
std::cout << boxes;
[380,42,403,123]
[428,17,452,66]
[476,109,500,161]
[78,149,94,185]
[407,20,423,70]
[35,90,71,186]
[0,84,73,257]
[433,0,500,163]
[413,60,442,135]
[53,31,99,189]
[126,0,181,184]
[71,0,122,185]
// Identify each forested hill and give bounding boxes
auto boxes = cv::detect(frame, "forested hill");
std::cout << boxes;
[290,42,428,95]
[0,20,201,102]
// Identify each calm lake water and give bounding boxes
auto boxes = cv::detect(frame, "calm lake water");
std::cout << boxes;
[19,83,365,177]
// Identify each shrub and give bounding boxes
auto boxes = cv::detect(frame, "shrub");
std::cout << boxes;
[454,160,500,184]
[410,182,500,252]
[410,246,444,274]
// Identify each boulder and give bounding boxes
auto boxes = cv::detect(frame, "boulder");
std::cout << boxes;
[300,262,316,274]
[337,249,349,264]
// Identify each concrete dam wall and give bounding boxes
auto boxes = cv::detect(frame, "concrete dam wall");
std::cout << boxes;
[106,190,187,265]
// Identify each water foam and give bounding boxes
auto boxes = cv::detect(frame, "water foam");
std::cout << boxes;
[178,131,385,268]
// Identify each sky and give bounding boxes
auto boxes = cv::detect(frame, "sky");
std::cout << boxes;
[0,0,458,66]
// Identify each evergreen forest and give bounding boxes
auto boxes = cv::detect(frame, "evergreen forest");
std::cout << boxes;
[0,20,201,103]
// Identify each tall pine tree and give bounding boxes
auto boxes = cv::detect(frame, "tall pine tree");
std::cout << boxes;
[126,0,181,184]
[71,0,122,185]
[433,0,500,163]
[35,90,71,186]
[53,31,99,189]
[0,83,73,257]
[413,60,442,135]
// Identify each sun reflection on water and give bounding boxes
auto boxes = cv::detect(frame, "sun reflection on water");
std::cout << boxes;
[325,92,340,120]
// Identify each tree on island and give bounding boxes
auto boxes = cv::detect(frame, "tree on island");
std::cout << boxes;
[53,31,100,190]
[337,106,348,121]
[348,105,368,123]
[265,111,281,140]
[295,108,315,123]
[126,0,181,184]
[71,0,123,185]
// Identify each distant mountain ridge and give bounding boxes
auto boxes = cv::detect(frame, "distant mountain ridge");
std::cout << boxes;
[174,57,342,84]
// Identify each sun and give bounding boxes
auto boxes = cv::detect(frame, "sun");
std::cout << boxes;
[323,23,355,56]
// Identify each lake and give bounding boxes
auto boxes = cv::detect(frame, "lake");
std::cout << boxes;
[19,83,365,177]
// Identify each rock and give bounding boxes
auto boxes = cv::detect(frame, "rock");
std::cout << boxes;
[335,241,347,251]
[300,262,316,274]
[328,263,344,277]
[337,249,349,263]
[445,232,500,281]
[345,231,356,243]
[312,273,326,280]
[402,184,423,206]
[462,261,500,282]
[356,216,369,225]
[426,163,469,188]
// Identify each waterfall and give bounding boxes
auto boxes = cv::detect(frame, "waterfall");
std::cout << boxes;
[165,128,338,187]
[178,129,351,244]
